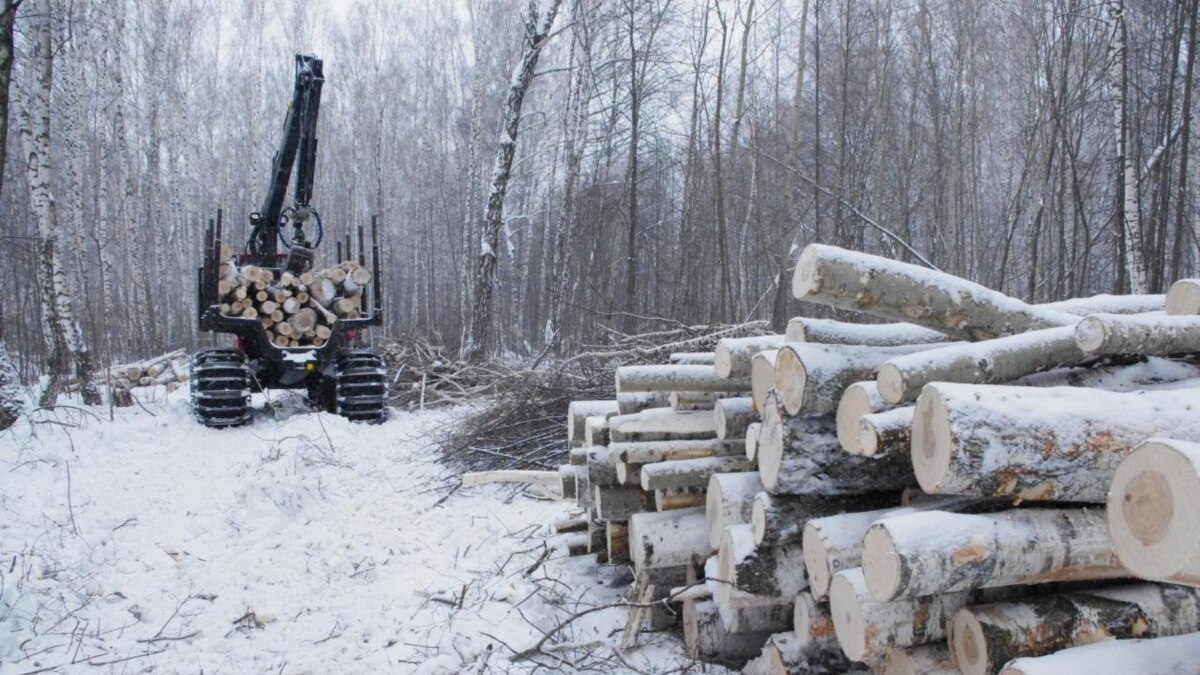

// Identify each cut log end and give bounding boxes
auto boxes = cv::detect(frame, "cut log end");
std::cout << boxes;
[911,386,954,494]
[791,244,822,299]
[875,363,905,405]
[801,522,833,599]
[836,382,876,455]
[750,350,778,412]
[949,608,991,675]
[714,344,734,379]
[828,571,869,662]
[1107,438,1200,582]
[861,524,902,603]
[1073,315,1109,353]
[1166,279,1200,315]
[773,346,807,415]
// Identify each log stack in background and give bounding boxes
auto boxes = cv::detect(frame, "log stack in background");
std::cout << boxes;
[214,244,371,348]
[551,244,1200,673]
[64,348,190,400]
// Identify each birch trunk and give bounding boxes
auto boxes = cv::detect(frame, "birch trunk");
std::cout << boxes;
[791,244,1075,340]
[705,471,763,548]
[1000,632,1200,675]
[608,407,716,443]
[751,491,897,548]
[628,507,708,571]
[714,335,784,378]
[911,383,1200,501]
[639,455,754,491]
[857,406,914,459]
[616,364,750,394]
[608,438,742,465]
[714,396,755,440]
[774,342,935,415]
[861,508,1128,602]
[717,523,807,598]
[785,317,951,346]
[1075,313,1200,355]
[567,400,619,443]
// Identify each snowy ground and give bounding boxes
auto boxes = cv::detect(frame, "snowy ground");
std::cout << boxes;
[0,388,712,674]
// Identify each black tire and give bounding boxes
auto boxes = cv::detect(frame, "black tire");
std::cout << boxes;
[190,349,252,427]
[335,349,387,423]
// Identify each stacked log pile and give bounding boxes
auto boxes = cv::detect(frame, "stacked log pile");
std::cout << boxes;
[551,244,1200,673]
[65,349,190,396]
[214,244,371,348]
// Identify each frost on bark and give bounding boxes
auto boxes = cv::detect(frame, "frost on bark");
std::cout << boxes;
[462,0,561,360]
[1109,0,1150,294]
[15,0,100,407]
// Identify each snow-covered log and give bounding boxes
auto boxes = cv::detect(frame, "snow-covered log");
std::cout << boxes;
[616,364,750,394]
[757,407,914,495]
[586,446,618,486]
[1107,438,1200,587]
[705,471,763,548]
[628,507,708,571]
[1041,294,1164,316]
[656,489,705,511]
[614,460,640,486]
[608,438,742,465]
[744,631,848,675]
[683,598,772,662]
[606,521,629,563]
[584,416,610,446]
[882,644,958,675]
[835,381,890,456]
[1075,313,1200,355]
[717,523,807,598]
[751,491,897,548]
[875,326,1085,404]
[801,496,983,600]
[715,335,784,379]
[744,422,761,460]
[608,408,717,443]
[567,400,619,442]
[617,391,669,415]
[671,352,716,365]
[750,350,779,411]
[1166,279,1200,315]
[714,397,756,440]
[950,583,1200,675]
[791,244,1076,340]
[785,316,952,346]
[860,508,1127,602]
[774,342,934,416]
[911,383,1200,501]
[999,633,1200,675]
[594,486,653,520]
[717,595,794,634]
[792,592,839,651]
[670,391,744,411]
[558,465,578,499]
[639,455,754,491]
[829,567,970,663]
[857,406,914,459]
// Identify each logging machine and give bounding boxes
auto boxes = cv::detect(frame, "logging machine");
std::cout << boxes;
[192,53,387,427]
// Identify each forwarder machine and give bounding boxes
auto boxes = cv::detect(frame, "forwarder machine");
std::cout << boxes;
[191,54,387,427]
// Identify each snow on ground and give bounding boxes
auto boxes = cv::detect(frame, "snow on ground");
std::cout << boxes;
[0,388,714,674]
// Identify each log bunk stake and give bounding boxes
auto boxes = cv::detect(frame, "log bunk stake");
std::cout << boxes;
[541,246,1200,672]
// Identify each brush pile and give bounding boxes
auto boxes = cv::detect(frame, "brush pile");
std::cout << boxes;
[549,244,1200,674]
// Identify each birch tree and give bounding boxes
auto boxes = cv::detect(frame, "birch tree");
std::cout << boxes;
[15,0,100,406]
[462,0,561,360]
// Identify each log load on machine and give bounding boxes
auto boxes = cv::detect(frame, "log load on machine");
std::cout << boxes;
[192,53,386,427]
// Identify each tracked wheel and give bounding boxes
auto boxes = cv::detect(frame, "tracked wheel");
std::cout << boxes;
[335,349,388,423]
[190,349,252,427]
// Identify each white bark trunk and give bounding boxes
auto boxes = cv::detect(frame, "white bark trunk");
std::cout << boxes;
[628,507,708,571]
[1042,294,1163,316]
[616,364,750,394]
[775,342,936,416]
[751,491,897,548]
[714,335,785,378]
[639,455,755,491]
[1107,438,1200,586]
[683,598,772,662]
[785,317,951,346]
[836,381,890,455]
[1165,280,1200,315]
[1075,313,1200,355]
[617,391,669,415]
[1000,632,1200,675]
[861,508,1128,602]
[567,400,619,443]
[714,396,756,440]
[608,438,742,465]
[608,408,717,443]
[912,383,1200,501]
[705,471,763,548]
[791,244,1076,340]
[750,349,779,412]
[857,406,914,459]
[717,523,807,598]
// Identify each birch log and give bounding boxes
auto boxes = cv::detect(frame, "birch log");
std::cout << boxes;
[743,631,847,675]
[714,397,756,441]
[1166,279,1200,315]
[628,507,709,571]
[744,422,761,460]
[595,485,653,520]
[587,446,618,486]
[606,521,630,564]
[1041,294,1165,316]
[801,496,983,600]
[684,598,772,662]
[608,438,742,465]
[717,523,807,598]
[774,342,934,416]
[757,407,915,495]
[829,567,970,663]
[567,400,620,443]
[911,383,1200,501]
[714,335,784,378]
[1107,438,1200,586]
[792,593,841,655]
[875,326,1085,404]
[616,365,750,394]
[705,471,763,548]
[639,455,755,491]
[836,381,890,455]
[950,583,1200,675]
[1075,313,1200,355]
[860,509,1128,602]
[999,633,1200,675]
[671,352,716,365]
[670,391,745,411]
[751,491,897,548]
[785,316,952,346]
[584,416,610,446]
[791,244,1076,340]
[608,408,717,443]
[750,350,779,412]
[857,406,914,459]
[617,391,669,414]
